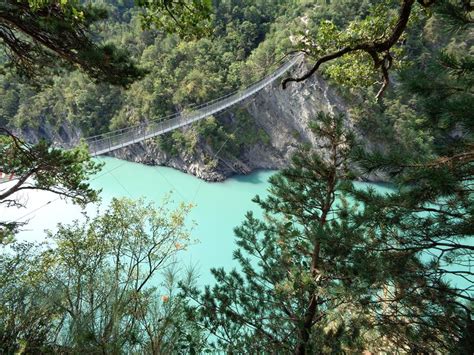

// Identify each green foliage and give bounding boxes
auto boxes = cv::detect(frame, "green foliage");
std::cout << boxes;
[344,5,473,350]
[195,116,233,153]
[171,129,197,156]
[0,197,205,353]
[1,1,473,352]
[184,114,357,352]
[1,0,213,85]
[294,1,407,87]
[48,197,194,351]
[0,242,60,354]
[350,7,473,308]
[0,0,144,86]
[232,109,270,146]
[0,130,102,243]
[1,0,296,150]
[138,0,213,39]
[184,113,466,353]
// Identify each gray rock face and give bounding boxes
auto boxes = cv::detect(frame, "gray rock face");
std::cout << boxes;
[109,60,349,181]
[244,60,348,165]
[20,119,82,149]
[17,60,360,182]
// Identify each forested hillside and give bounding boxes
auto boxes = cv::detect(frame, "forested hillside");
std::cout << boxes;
[0,0,393,178]
[1,0,472,353]
[1,0,291,134]
[1,0,459,182]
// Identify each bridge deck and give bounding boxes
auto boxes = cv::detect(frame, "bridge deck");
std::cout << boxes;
[87,55,301,156]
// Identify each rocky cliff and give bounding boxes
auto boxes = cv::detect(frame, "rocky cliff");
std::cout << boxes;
[15,60,357,182]
[107,60,349,181]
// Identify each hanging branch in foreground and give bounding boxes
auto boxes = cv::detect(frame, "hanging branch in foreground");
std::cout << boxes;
[0,0,212,86]
[0,128,102,208]
[0,128,102,243]
[0,1,144,86]
[282,0,440,99]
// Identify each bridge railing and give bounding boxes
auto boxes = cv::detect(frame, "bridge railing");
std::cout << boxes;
[87,55,301,156]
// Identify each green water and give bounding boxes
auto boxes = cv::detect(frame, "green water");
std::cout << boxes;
[8,157,392,285]
[10,157,467,290]
[89,158,396,285]
[91,157,282,284]
[7,157,297,284]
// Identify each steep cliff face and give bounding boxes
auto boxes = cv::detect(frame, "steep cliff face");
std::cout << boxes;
[243,60,348,166]
[15,61,351,182]
[20,118,82,148]
[108,60,349,181]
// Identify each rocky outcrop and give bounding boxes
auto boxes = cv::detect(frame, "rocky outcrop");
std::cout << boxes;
[243,60,348,165]
[108,60,349,181]
[20,118,82,148]
[16,60,356,182]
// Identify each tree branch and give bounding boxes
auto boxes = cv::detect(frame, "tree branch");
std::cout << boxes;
[282,0,432,99]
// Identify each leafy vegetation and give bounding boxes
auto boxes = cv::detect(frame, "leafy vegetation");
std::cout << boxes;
[0,0,211,84]
[1,0,297,160]
[185,113,470,353]
[0,129,102,243]
[182,0,472,353]
[0,0,472,353]
[0,198,204,353]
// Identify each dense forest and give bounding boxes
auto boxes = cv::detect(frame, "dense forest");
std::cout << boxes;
[1,0,473,353]
[1,0,293,148]
[0,0,401,160]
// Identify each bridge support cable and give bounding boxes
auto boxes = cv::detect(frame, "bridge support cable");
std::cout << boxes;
[86,54,302,156]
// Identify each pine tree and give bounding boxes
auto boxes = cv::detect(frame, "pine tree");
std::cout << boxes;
[279,0,473,348]
[184,112,466,353]
[349,1,473,351]
[0,128,102,243]
[183,113,360,353]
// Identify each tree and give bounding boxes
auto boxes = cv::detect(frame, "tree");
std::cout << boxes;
[0,0,212,85]
[0,128,102,244]
[182,114,355,353]
[184,113,466,353]
[138,0,213,39]
[0,0,143,86]
[46,197,195,352]
[346,1,473,346]
[0,197,204,353]
[282,2,472,347]
[0,242,60,354]
[283,0,472,99]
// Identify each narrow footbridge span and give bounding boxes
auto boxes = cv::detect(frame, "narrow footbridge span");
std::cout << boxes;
[87,55,301,156]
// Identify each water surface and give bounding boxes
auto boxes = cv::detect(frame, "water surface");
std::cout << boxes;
[5,157,468,291]
[6,157,281,285]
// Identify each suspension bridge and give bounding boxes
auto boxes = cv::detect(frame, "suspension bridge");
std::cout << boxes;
[86,54,302,156]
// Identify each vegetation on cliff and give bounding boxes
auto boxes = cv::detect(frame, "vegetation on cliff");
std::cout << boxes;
[0,0,472,353]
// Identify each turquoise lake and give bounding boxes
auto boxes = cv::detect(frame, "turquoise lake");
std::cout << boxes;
[7,157,293,285]
[92,157,281,285]
[8,157,385,286]
[7,157,468,291]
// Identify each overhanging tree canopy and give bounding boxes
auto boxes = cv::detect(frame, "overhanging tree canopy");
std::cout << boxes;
[283,0,473,99]
[0,0,212,86]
